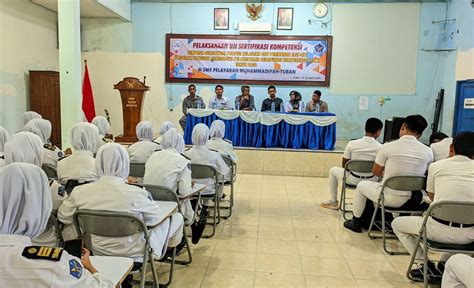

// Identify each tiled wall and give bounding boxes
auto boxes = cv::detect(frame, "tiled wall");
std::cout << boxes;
[235,149,342,177]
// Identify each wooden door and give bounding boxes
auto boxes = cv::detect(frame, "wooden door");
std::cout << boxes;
[29,71,62,148]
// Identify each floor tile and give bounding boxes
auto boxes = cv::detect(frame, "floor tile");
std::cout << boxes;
[215,237,258,253]
[294,228,334,242]
[305,275,357,287]
[201,268,255,288]
[259,216,294,228]
[255,254,303,274]
[297,241,341,258]
[300,256,352,277]
[208,250,256,271]
[346,259,405,282]
[257,238,299,256]
[258,226,296,240]
[254,272,306,288]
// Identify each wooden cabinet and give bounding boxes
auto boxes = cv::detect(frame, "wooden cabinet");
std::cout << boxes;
[29,71,62,148]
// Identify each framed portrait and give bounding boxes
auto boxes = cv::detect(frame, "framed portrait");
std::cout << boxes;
[214,8,229,30]
[277,7,293,30]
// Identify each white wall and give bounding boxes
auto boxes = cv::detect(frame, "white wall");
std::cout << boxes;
[0,0,59,133]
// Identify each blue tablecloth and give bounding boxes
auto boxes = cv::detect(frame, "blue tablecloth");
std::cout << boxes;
[184,111,336,150]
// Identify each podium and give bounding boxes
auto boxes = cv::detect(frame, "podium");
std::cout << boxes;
[113,77,150,143]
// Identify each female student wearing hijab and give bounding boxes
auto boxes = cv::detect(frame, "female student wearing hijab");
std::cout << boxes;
[23,118,64,168]
[58,143,184,262]
[0,163,114,287]
[207,120,237,182]
[0,126,10,167]
[128,121,161,163]
[92,116,113,152]
[184,123,229,196]
[57,122,99,185]
[154,121,176,144]
[22,110,42,125]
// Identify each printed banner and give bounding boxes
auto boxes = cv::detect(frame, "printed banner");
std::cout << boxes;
[166,34,332,86]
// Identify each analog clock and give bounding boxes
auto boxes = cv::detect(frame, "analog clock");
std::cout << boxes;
[313,2,328,18]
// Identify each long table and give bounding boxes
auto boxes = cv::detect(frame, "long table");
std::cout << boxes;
[184,109,337,150]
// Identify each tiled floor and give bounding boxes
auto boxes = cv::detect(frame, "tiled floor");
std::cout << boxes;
[154,174,424,288]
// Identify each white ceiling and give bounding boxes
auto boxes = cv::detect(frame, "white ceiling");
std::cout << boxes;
[30,0,120,18]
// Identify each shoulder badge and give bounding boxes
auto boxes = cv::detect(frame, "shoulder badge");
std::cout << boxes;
[58,185,66,197]
[22,246,63,262]
[57,151,64,158]
[69,258,83,279]
[44,144,57,151]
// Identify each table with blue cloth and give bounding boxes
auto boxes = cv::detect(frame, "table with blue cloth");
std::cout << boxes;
[184,109,337,150]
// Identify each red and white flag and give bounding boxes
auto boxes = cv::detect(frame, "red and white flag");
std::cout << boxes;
[82,61,96,122]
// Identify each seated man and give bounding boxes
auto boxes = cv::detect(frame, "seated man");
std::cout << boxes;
[23,118,64,168]
[209,85,231,110]
[128,121,161,163]
[261,85,283,112]
[442,254,474,288]
[235,85,255,111]
[343,115,433,232]
[321,118,383,210]
[429,132,453,162]
[58,143,184,261]
[305,90,328,113]
[207,119,238,182]
[179,84,206,131]
[57,122,99,185]
[392,132,474,283]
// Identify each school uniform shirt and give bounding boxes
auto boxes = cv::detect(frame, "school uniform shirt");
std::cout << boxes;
[144,148,194,223]
[430,137,453,162]
[95,137,113,154]
[128,140,161,163]
[375,135,433,196]
[184,146,230,195]
[343,136,383,180]
[43,144,64,168]
[58,176,181,261]
[207,138,237,182]
[208,95,231,110]
[427,155,474,202]
[0,235,114,287]
[57,150,98,185]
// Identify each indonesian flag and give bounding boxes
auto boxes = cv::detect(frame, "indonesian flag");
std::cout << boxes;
[82,61,96,122]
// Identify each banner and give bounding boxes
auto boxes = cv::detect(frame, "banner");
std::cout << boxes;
[166,34,332,86]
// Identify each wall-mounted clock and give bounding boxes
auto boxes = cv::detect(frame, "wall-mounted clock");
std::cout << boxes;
[313,2,328,18]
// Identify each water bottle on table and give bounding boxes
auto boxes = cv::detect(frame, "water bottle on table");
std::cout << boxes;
[299,101,304,113]
[196,101,201,109]
[212,102,217,110]
[315,103,320,113]
[235,99,240,111]
[271,101,275,112]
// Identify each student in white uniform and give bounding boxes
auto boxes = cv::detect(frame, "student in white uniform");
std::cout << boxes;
[58,143,184,261]
[344,115,434,232]
[0,163,114,287]
[184,123,229,196]
[128,121,161,163]
[207,119,238,182]
[23,118,64,168]
[392,132,474,283]
[442,254,474,288]
[92,116,113,152]
[0,126,10,167]
[429,132,453,162]
[321,118,383,210]
[22,110,42,125]
[57,122,99,185]
[155,121,175,144]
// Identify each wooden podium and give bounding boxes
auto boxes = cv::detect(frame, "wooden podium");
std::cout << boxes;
[113,77,150,143]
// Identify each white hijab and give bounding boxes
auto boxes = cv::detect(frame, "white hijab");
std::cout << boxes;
[4,132,44,166]
[22,111,42,125]
[159,121,175,136]
[161,128,185,153]
[0,126,10,152]
[136,121,154,141]
[92,116,110,136]
[23,118,51,144]
[192,123,210,146]
[96,143,129,179]
[209,120,225,139]
[71,122,99,152]
[0,163,51,238]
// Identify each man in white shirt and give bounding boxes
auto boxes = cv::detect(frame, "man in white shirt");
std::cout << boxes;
[344,115,434,232]
[321,118,383,210]
[392,132,474,283]
[208,85,231,110]
[429,132,453,162]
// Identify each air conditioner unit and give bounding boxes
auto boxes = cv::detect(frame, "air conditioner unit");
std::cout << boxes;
[238,22,272,35]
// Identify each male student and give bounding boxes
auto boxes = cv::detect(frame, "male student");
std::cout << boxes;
[392,132,474,283]
[429,132,453,162]
[321,118,383,210]
[261,85,283,112]
[343,115,433,232]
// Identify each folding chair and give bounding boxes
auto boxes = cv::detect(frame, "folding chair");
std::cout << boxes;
[339,160,375,220]
[49,210,64,247]
[74,209,176,288]
[191,163,222,238]
[42,164,57,179]
[220,155,237,219]
[129,162,146,178]
[368,175,427,255]
[406,201,474,287]
[145,184,198,265]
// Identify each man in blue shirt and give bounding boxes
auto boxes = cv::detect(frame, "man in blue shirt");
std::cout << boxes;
[208,85,231,110]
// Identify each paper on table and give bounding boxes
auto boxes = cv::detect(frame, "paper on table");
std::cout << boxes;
[359,96,369,111]
[90,256,133,287]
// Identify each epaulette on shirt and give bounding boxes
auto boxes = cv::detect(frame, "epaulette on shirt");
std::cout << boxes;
[44,143,57,151]
[22,246,63,262]
[209,148,220,153]
[224,139,232,144]
[180,153,191,161]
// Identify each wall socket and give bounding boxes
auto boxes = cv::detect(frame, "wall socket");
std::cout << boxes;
[378,96,392,106]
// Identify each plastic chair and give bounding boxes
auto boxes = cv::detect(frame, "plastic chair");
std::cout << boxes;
[339,160,375,220]
[129,162,146,178]
[144,184,197,265]
[405,201,474,287]
[42,164,57,179]
[367,175,427,255]
[73,209,176,288]
[190,163,222,238]
[220,155,237,219]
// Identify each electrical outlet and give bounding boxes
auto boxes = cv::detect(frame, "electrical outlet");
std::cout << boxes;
[378,96,385,106]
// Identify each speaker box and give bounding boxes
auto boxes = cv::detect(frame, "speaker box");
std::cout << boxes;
[383,117,405,143]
